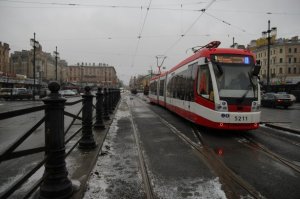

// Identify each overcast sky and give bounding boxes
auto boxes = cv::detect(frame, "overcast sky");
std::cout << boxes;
[1,0,300,84]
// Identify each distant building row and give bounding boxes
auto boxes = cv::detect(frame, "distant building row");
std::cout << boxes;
[0,42,118,88]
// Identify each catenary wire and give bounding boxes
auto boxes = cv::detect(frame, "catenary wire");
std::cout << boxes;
[163,0,216,55]
[131,0,153,68]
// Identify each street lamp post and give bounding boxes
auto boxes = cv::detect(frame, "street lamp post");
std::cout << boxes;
[54,46,59,81]
[30,33,40,100]
[104,66,107,88]
[81,63,83,89]
[262,20,277,92]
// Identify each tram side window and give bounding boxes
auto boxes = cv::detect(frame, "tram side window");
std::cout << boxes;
[150,81,157,95]
[166,76,173,98]
[173,75,181,99]
[197,65,213,101]
[178,74,185,100]
[185,63,197,102]
[159,79,165,96]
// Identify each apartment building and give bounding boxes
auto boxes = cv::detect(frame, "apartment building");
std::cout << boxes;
[251,36,300,84]
[68,63,118,87]
[10,45,68,83]
[0,42,10,73]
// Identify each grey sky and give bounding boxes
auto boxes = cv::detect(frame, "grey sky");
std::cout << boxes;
[1,0,300,84]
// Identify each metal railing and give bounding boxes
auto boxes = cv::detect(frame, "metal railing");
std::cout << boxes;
[0,82,121,199]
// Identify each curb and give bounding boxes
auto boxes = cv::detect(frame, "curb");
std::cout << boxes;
[263,123,300,135]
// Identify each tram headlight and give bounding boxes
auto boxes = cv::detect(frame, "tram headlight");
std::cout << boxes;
[251,101,260,111]
[215,100,228,111]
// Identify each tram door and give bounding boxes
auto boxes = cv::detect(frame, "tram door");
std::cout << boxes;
[198,64,214,101]
[163,73,168,107]
[185,63,197,120]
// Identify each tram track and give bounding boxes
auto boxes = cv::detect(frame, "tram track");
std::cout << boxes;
[158,116,263,199]
[136,96,300,198]
[259,125,300,147]
[128,97,155,199]
[239,134,300,174]
[134,96,264,198]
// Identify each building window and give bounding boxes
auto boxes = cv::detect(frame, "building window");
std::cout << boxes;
[289,48,292,53]
[289,58,291,63]
[280,58,283,63]
[294,67,297,74]
[279,68,282,74]
[288,67,291,73]
[294,48,297,53]
[280,48,283,53]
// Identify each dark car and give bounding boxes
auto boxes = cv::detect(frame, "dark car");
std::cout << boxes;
[0,88,33,100]
[261,93,294,109]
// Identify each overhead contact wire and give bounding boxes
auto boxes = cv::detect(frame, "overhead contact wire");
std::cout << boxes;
[131,0,153,67]
[163,0,216,55]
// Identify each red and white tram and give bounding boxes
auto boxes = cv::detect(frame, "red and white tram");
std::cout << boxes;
[149,41,261,130]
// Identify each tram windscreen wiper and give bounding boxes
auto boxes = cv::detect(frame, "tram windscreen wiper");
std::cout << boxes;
[238,72,256,104]
[215,63,223,75]
[211,58,223,76]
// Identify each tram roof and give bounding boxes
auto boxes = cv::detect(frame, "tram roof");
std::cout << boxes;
[150,47,255,81]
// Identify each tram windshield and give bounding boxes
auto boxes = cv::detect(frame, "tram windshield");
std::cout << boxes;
[211,54,258,99]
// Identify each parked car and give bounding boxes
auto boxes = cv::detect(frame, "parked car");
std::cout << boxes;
[59,89,77,97]
[261,93,294,109]
[0,88,33,100]
[277,92,296,102]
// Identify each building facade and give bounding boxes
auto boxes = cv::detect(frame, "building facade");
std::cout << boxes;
[251,36,300,85]
[10,45,68,85]
[0,42,10,73]
[68,63,118,87]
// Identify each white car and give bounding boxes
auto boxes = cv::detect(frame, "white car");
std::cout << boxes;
[277,92,296,102]
[59,89,77,97]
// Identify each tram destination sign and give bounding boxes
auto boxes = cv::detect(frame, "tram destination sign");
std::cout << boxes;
[212,55,252,64]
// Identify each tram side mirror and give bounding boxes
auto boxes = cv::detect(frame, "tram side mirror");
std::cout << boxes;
[252,61,261,77]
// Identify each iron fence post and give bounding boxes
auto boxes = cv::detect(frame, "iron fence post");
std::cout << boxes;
[108,88,113,114]
[112,88,116,110]
[94,87,105,129]
[103,88,110,120]
[79,86,96,149]
[40,82,73,199]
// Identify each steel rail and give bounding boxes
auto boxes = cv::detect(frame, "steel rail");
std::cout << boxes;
[242,135,300,174]
[160,115,262,199]
[128,100,155,199]
[257,127,300,147]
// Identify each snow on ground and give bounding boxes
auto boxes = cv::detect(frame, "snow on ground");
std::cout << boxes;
[83,100,145,199]
[149,175,227,199]
[83,97,227,199]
